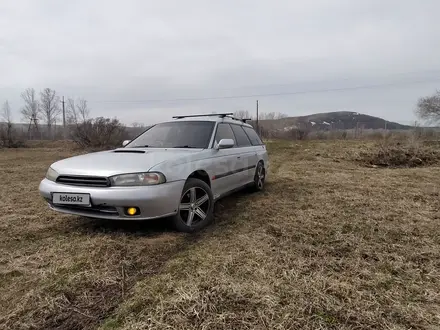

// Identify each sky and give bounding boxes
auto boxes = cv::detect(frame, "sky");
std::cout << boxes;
[1,0,440,126]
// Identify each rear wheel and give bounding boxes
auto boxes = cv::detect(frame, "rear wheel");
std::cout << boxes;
[171,178,214,233]
[252,162,265,191]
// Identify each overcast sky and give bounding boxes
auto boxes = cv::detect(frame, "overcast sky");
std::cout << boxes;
[1,0,440,126]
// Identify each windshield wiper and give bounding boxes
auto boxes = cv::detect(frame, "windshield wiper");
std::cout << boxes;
[172,145,198,148]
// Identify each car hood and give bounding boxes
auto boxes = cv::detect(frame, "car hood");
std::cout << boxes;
[50,148,201,177]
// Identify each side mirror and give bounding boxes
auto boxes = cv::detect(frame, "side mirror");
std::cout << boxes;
[122,140,131,147]
[216,138,234,150]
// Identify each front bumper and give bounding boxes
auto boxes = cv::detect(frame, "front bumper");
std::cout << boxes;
[38,178,185,220]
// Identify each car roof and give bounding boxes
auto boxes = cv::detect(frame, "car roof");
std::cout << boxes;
[168,114,254,127]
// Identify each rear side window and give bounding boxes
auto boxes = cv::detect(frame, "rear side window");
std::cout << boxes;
[214,123,236,146]
[243,126,263,145]
[230,124,252,147]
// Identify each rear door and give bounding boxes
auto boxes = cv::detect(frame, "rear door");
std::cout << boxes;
[230,124,258,185]
[242,125,268,176]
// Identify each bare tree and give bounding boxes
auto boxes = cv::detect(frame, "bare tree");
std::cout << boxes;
[40,88,61,134]
[234,110,252,119]
[259,112,288,120]
[131,121,148,138]
[76,98,90,123]
[20,88,40,123]
[416,90,440,124]
[65,98,125,148]
[2,100,12,122]
[1,101,15,147]
[131,122,146,128]
[67,98,90,124]
[66,98,77,124]
[2,100,12,135]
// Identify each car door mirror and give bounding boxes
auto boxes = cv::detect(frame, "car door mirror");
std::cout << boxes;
[217,138,234,149]
[122,140,131,147]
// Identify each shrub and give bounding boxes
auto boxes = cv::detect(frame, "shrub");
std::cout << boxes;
[0,123,26,148]
[69,117,126,150]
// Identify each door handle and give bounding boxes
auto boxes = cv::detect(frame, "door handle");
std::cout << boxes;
[237,156,241,159]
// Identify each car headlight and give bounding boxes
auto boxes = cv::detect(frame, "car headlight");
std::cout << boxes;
[46,167,59,181]
[109,172,166,186]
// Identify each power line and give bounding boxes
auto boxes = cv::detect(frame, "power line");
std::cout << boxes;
[212,68,440,91]
[89,76,440,104]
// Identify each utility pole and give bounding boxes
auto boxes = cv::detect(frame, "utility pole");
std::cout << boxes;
[256,100,259,134]
[61,96,66,128]
[61,96,66,139]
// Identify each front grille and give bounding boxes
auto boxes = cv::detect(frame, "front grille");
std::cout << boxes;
[56,175,110,187]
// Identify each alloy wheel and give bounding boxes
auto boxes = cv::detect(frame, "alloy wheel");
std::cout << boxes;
[179,187,210,227]
[257,164,265,189]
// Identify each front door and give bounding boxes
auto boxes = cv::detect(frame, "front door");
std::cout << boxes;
[209,123,243,197]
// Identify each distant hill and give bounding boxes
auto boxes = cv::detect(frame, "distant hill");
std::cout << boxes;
[292,111,412,130]
[250,111,413,131]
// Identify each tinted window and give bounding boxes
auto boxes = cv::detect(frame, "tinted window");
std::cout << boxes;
[243,126,263,145]
[214,123,236,146]
[230,124,252,147]
[126,121,214,149]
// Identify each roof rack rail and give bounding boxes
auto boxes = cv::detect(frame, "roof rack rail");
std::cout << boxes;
[172,113,233,119]
[172,113,252,123]
[224,116,252,123]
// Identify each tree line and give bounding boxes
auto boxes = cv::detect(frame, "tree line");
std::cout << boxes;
[233,110,288,120]
[18,87,92,129]
[1,87,127,148]
[1,87,92,130]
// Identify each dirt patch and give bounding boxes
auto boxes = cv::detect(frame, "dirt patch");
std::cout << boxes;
[355,143,440,168]
[40,282,122,330]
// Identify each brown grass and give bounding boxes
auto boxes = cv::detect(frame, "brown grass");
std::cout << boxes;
[1,140,440,329]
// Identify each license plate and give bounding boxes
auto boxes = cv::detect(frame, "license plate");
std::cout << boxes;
[52,193,91,206]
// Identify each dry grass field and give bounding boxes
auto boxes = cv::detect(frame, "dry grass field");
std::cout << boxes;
[1,140,440,329]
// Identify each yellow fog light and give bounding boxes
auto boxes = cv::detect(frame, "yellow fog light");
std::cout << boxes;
[125,207,139,216]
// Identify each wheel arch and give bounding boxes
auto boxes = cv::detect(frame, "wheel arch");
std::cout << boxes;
[187,169,211,187]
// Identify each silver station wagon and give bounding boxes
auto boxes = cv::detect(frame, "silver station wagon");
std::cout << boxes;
[39,113,269,232]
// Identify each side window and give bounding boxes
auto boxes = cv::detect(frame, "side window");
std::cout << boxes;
[214,123,236,146]
[230,124,252,147]
[243,126,263,146]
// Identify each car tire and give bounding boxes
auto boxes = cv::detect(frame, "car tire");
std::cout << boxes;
[252,161,266,191]
[171,178,214,233]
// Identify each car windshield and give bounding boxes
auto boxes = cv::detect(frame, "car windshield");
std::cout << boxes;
[126,121,215,149]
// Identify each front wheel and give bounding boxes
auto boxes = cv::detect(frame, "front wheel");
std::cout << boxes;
[171,178,214,233]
